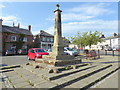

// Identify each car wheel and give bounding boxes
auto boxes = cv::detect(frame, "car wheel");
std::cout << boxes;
[34,57,37,61]
[27,56,30,60]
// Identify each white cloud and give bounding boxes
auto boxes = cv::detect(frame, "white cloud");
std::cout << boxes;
[67,3,114,16]
[1,15,30,30]
[44,20,118,37]
[31,30,40,35]
[62,13,95,21]
[47,3,115,22]
[0,3,5,8]
[1,15,21,25]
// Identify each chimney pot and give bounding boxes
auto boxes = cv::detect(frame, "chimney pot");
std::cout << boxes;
[0,19,3,32]
[0,19,3,25]
[28,25,31,31]
[18,23,20,28]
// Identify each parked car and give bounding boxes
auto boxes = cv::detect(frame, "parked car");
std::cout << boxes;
[64,47,78,56]
[112,47,117,51]
[47,49,52,52]
[5,49,16,56]
[17,49,27,55]
[105,47,112,51]
[117,48,120,51]
[27,48,49,60]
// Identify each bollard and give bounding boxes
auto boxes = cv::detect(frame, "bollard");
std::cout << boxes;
[112,50,114,56]
[105,50,107,55]
[98,50,100,54]
[98,50,100,58]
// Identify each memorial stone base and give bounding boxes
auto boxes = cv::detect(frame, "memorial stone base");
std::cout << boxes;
[35,54,82,66]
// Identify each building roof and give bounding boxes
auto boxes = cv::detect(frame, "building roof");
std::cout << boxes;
[36,30,53,37]
[2,25,33,36]
[103,35,120,40]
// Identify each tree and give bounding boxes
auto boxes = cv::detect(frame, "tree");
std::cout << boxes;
[70,31,103,49]
[86,31,103,48]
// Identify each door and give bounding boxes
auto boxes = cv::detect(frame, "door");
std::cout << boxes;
[29,49,35,59]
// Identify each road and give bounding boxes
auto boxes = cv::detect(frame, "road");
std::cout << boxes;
[0,50,119,66]
[1,55,33,66]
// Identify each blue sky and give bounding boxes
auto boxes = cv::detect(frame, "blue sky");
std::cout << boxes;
[0,2,118,38]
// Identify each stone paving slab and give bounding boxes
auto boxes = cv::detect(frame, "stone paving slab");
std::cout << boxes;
[21,65,35,72]
[9,78,26,85]
[35,81,57,88]
[4,71,18,77]
[51,77,70,85]
[31,69,48,75]
[28,77,48,86]
[13,81,30,88]
[21,84,35,88]
[8,75,21,80]
[22,74,38,81]
[14,68,32,74]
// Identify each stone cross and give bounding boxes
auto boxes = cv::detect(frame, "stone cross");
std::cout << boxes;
[52,4,65,59]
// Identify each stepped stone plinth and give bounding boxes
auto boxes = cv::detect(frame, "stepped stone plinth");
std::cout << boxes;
[35,4,81,66]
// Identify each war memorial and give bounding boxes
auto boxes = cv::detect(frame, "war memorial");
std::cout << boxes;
[35,4,81,67]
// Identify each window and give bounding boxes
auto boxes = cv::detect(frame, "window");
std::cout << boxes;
[22,46,27,49]
[36,49,46,52]
[47,38,49,41]
[42,37,45,41]
[30,50,35,53]
[51,38,53,42]
[23,37,27,42]
[11,36,16,41]
[11,45,16,51]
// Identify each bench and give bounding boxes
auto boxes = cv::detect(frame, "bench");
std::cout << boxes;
[84,50,100,60]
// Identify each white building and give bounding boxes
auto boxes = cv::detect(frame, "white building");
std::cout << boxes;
[84,33,120,50]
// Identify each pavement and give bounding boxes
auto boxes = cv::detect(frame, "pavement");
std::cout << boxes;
[0,55,120,89]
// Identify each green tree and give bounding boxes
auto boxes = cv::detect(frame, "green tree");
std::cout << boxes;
[70,31,103,49]
[16,34,26,52]
[86,31,103,48]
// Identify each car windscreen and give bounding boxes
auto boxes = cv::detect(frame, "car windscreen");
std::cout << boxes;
[66,48,74,51]
[36,49,46,52]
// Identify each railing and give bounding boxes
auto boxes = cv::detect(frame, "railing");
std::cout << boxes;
[79,50,120,56]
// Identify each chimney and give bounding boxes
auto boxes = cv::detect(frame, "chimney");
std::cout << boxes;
[13,22,14,27]
[28,25,31,31]
[18,23,20,28]
[0,19,3,32]
[100,34,105,38]
[113,33,117,37]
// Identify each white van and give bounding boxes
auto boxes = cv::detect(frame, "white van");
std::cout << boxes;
[64,47,78,56]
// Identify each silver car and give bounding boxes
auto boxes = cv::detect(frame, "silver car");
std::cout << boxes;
[64,47,78,56]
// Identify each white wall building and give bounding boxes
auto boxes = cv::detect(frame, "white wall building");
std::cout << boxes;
[85,33,120,50]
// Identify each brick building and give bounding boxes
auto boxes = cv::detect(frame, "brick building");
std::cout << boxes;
[0,19,33,55]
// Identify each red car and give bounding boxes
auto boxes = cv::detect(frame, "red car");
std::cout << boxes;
[27,48,49,60]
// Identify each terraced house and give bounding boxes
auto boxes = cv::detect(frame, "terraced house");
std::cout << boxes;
[0,19,33,55]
